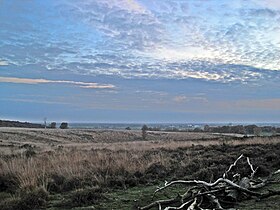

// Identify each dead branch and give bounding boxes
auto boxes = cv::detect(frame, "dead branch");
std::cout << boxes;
[223,154,244,179]
[139,155,280,210]
[154,178,261,196]
[246,157,258,179]
[164,199,194,210]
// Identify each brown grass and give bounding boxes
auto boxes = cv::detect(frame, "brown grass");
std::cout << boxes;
[0,128,279,192]
[0,149,169,190]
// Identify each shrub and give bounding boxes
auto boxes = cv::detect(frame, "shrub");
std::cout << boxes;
[0,174,19,193]
[24,147,36,158]
[69,187,105,207]
[141,125,148,140]
[0,187,48,210]
[18,187,49,210]
[49,122,56,129]
[59,122,68,129]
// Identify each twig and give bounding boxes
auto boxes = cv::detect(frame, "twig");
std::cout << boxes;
[187,197,197,210]
[164,199,194,210]
[223,154,244,178]
[246,157,258,178]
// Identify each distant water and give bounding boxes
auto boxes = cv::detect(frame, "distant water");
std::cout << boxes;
[69,123,280,130]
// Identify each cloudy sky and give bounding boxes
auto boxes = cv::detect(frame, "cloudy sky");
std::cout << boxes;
[0,0,280,123]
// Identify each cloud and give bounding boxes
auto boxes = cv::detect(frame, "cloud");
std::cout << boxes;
[60,0,162,50]
[173,96,187,103]
[0,97,74,106]
[0,60,8,66]
[100,0,147,14]
[173,95,208,104]
[0,76,115,89]
[1,0,280,86]
[252,0,280,10]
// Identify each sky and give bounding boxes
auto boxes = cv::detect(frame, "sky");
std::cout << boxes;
[0,0,280,123]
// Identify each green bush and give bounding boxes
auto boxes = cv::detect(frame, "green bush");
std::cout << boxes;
[60,122,68,129]
[0,187,48,210]
[69,187,105,207]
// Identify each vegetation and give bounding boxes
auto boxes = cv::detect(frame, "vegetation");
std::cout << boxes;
[0,129,279,209]
[0,119,44,128]
[204,124,280,135]
[141,124,148,140]
[59,122,68,129]
[140,155,280,209]
[49,122,56,129]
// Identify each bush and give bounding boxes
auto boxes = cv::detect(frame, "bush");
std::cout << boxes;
[0,174,19,193]
[141,125,148,140]
[69,187,105,206]
[19,187,49,210]
[24,147,36,158]
[49,122,56,129]
[59,122,68,129]
[0,187,48,210]
[48,175,86,192]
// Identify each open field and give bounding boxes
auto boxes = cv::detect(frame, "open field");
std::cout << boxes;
[0,128,280,209]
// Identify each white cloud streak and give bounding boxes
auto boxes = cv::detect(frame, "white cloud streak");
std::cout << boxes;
[0,76,115,89]
[0,60,8,66]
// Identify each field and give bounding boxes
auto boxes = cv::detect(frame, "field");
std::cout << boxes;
[0,127,280,210]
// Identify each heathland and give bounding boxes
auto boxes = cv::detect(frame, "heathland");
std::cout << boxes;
[0,127,279,209]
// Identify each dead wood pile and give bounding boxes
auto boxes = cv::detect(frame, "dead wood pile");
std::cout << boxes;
[139,154,280,210]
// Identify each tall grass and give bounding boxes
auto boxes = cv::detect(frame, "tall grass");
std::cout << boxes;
[0,149,170,190]
[1,135,279,190]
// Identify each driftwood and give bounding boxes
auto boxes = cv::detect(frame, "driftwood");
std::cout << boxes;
[139,155,280,210]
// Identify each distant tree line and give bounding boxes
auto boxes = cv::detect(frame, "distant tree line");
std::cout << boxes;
[204,124,280,136]
[0,119,69,129]
[0,120,44,128]
[138,124,280,136]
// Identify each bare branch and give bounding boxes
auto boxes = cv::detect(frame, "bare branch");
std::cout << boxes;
[207,194,224,209]
[223,154,244,178]
[273,169,280,175]
[246,157,258,178]
[187,197,198,210]
[139,195,183,210]
[139,155,278,210]
[155,178,261,196]
[164,199,194,210]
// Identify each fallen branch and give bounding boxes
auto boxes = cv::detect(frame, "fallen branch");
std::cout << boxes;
[139,155,280,210]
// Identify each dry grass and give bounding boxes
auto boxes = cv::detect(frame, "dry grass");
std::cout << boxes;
[0,128,279,192]
[0,149,169,190]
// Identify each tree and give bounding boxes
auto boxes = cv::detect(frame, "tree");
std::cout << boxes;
[50,122,56,129]
[253,127,262,136]
[141,124,148,140]
[204,124,210,132]
[60,122,68,129]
